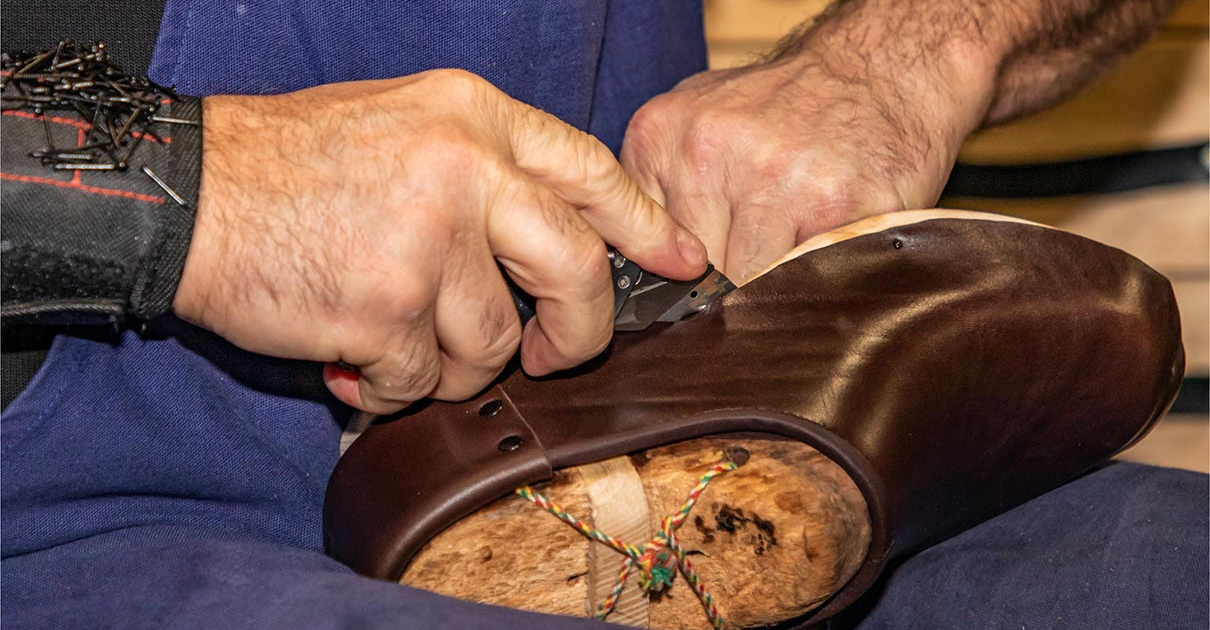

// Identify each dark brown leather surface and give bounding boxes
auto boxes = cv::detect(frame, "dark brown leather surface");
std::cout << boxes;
[324,217,1184,626]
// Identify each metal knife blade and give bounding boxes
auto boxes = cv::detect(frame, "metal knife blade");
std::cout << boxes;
[507,251,734,331]
[613,264,735,331]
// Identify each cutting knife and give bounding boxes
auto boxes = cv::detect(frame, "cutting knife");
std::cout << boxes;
[334,249,734,447]
[336,250,733,378]
[508,248,736,331]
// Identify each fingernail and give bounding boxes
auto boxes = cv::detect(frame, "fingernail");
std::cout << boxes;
[676,226,708,269]
[323,362,361,383]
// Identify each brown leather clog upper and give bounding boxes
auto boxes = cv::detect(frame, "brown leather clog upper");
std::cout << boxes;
[324,215,1183,626]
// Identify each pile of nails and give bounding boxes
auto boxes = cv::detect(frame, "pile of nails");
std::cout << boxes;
[1,38,194,201]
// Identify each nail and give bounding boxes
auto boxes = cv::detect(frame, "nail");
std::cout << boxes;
[41,111,55,151]
[149,115,198,126]
[676,226,708,269]
[4,39,182,173]
[43,152,96,160]
[113,109,140,145]
[142,165,186,206]
[118,132,143,167]
[53,162,115,171]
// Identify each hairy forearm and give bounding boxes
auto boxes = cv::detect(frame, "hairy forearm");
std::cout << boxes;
[774,0,1178,129]
[979,0,1178,123]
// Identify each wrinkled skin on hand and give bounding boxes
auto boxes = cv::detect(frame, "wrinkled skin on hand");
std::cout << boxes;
[622,43,987,283]
[175,69,707,414]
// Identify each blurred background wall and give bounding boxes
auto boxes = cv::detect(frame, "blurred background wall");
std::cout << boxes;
[703,0,1210,471]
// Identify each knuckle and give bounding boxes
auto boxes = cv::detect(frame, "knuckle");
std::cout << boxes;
[574,134,617,183]
[514,105,570,143]
[682,110,742,174]
[412,69,506,133]
[620,95,682,181]
[801,175,865,229]
[424,68,489,97]
[475,154,515,192]
[377,267,439,318]
[560,233,609,288]
[517,107,609,174]
[474,304,522,367]
[419,123,488,170]
[532,186,587,240]
[442,292,521,374]
[808,175,858,213]
[382,345,442,402]
[619,131,657,176]
[513,104,549,132]
[357,387,401,415]
[626,95,673,137]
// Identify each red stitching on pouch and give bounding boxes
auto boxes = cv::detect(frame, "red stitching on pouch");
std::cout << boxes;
[3,110,172,143]
[73,128,84,185]
[0,171,166,204]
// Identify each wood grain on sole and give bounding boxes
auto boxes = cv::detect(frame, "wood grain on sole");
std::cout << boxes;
[402,437,870,630]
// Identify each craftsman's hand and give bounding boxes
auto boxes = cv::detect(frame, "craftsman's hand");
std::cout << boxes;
[620,4,995,283]
[173,70,708,413]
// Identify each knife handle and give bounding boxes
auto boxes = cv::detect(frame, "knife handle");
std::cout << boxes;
[503,249,637,328]
[508,282,537,326]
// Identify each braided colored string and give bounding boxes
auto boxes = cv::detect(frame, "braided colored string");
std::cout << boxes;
[515,458,738,629]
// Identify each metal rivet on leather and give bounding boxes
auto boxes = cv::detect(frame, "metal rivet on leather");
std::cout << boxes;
[498,435,523,452]
[479,399,503,418]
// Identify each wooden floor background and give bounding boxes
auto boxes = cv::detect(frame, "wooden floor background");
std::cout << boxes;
[703,0,1210,472]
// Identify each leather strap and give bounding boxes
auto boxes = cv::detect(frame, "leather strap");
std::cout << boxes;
[324,386,553,579]
[580,456,651,625]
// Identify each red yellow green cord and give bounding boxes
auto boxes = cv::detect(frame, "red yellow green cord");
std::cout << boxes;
[515,456,739,629]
